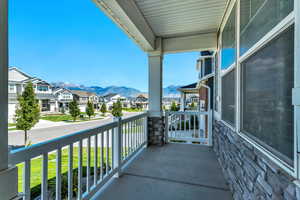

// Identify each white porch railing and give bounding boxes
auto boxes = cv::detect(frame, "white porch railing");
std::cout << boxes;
[165,111,212,146]
[9,113,148,200]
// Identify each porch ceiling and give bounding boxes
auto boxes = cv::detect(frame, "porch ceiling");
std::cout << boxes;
[94,0,229,53]
[134,0,228,38]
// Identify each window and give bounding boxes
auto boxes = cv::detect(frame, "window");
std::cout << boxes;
[221,4,236,126]
[37,85,49,92]
[241,26,294,165]
[221,5,236,69]
[221,68,236,126]
[240,0,294,55]
[9,84,15,93]
[204,57,213,76]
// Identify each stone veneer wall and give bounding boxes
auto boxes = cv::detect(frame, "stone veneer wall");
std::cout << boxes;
[148,116,165,146]
[213,120,299,200]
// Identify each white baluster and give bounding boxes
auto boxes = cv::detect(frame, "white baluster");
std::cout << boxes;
[68,144,73,200]
[42,153,48,200]
[56,148,62,200]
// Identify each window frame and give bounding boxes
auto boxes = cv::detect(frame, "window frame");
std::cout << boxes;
[219,0,237,131]
[217,0,298,177]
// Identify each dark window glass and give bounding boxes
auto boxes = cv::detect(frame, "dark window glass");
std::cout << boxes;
[221,5,236,69]
[221,68,235,126]
[240,0,293,55]
[204,57,212,76]
[241,26,294,164]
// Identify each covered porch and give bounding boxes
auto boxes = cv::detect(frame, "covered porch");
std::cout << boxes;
[94,143,231,200]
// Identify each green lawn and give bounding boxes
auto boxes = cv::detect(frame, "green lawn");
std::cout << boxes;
[17,147,112,194]
[41,115,104,123]
[41,115,73,122]
[122,108,143,112]
[8,123,16,127]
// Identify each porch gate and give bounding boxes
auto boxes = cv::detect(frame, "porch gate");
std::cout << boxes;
[165,110,212,146]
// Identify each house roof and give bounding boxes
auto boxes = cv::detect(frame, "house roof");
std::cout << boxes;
[179,83,198,89]
[103,93,118,99]
[36,93,56,100]
[9,67,52,86]
[71,90,97,97]
[136,93,148,99]
[177,82,199,94]
[53,87,72,95]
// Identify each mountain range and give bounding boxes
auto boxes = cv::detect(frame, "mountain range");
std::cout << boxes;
[52,82,181,97]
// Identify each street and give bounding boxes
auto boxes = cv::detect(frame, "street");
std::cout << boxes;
[9,112,141,147]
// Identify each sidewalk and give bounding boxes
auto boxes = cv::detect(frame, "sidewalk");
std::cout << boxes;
[9,116,111,132]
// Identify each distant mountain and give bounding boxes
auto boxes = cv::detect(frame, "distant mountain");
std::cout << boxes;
[163,85,181,97]
[52,82,182,97]
[52,82,141,97]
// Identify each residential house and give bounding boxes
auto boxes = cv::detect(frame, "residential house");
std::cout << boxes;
[52,87,74,113]
[71,90,99,112]
[8,67,56,123]
[133,94,148,109]
[103,93,128,109]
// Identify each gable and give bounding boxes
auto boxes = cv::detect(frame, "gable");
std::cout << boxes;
[9,68,31,82]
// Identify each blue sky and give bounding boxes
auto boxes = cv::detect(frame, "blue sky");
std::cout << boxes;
[9,0,199,92]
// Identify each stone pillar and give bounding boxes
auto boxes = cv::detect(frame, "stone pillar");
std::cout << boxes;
[147,38,165,145]
[0,0,19,199]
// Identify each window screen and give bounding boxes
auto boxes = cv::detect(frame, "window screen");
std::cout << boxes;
[221,68,235,126]
[241,26,294,164]
[221,5,236,69]
[240,0,293,55]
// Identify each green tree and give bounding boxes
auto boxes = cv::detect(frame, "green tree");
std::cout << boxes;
[112,100,123,118]
[86,100,95,120]
[170,101,178,111]
[69,100,80,122]
[191,102,196,109]
[15,82,40,145]
[100,103,107,115]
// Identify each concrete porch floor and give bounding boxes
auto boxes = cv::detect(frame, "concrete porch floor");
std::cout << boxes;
[94,143,232,200]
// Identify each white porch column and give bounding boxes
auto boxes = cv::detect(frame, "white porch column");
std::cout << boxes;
[0,0,18,199]
[148,41,163,117]
[180,92,186,111]
[147,38,165,145]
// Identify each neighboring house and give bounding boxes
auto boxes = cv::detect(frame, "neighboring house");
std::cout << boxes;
[162,97,180,110]
[52,87,74,113]
[103,93,128,109]
[71,90,99,112]
[8,67,56,123]
[133,94,148,109]
[177,83,202,111]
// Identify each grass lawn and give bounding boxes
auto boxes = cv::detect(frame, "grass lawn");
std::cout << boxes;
[8,123,16,127]
[122,108,143,112]
[40,115,73,122]
[17,147,112,194]
[41,115,104,123]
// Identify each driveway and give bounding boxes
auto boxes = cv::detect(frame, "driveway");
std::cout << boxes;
[9,112,141,147]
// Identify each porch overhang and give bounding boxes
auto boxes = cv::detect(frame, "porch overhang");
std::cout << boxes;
[93,0,228,53]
